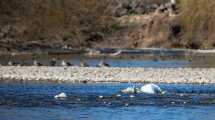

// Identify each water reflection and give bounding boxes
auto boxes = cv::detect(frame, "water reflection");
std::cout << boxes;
[0,52,215,67]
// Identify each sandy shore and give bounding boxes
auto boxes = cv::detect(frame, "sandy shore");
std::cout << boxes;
[0,66,215,84]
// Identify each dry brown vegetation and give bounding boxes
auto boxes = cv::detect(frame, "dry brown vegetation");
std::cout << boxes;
[97,12,181,49]
[1,0,215,51]
[180,0,215,49]
[0,0,116,49]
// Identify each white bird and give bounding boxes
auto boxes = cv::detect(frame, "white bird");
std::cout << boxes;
[80,61,89,67]
[121,84,165,95]
[121,86,138,94]
[98,61,110,67]
[33,60,42,66]
[61,60,73,66]
[8,61,13,66]
[110,50,122,57]
[54,92,67,99]
[140,84,165,94]
[61,60,67,66]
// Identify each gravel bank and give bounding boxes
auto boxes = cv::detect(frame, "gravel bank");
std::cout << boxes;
[0,66,215,84]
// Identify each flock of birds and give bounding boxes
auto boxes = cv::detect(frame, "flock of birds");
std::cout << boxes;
[5,58,111,67]
[54,84,165,99]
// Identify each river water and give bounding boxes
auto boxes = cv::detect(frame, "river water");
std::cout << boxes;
[0,50,215,120]
[0,51,215,68]
[0,83,215,120]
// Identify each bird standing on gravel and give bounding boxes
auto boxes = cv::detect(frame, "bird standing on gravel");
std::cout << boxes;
[98,61,110,67]
[33,60,42,66]
[61,60,73,66]
[80,61,89,67]
[61,60,67,66]
[50,58,57,66]
[8,61,13,66]
[8,61,20,66]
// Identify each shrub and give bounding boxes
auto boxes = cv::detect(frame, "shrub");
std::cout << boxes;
[180,0,215,49]
[0,0,116,48]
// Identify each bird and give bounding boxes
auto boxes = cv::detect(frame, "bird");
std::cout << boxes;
[61,60,67,66]
[121,84,165,95]
[124,103,129,107]
[140,84,165,94]
[54,92,67,99]
[121,86,138,94]
[86,49,101,57]
[80,61,89,67]
[110,50,122,57]
[8,61,13,66]
[33,60,43,66]
[8,61,20,66]
[98,61,110,67]
[61,60,73,66]
[50,58,57,66]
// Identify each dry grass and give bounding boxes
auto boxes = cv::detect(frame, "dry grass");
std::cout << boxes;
[0,0,115,48]
[2,0,215,50]
[180,0,215,49]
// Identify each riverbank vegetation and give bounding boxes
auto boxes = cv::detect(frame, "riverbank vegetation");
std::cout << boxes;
[180,0,215,49]
[0,0,116,49]
[0,0,214,51]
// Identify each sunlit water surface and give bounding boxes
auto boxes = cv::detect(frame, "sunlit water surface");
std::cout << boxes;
[0,83,215,120]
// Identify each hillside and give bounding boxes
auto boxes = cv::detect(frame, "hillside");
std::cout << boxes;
[0,0,214,52]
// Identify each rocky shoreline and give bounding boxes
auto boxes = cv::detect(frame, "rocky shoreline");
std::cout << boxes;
[0,66,215,84]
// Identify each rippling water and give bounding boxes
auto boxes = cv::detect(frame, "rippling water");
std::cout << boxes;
[0,83,215,120]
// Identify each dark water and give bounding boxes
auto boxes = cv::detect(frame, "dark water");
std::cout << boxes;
[0,54,211,68]
[1,51,215,67]
[0,83,215,120]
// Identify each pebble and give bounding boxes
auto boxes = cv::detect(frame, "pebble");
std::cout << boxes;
[0,66,214,84]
